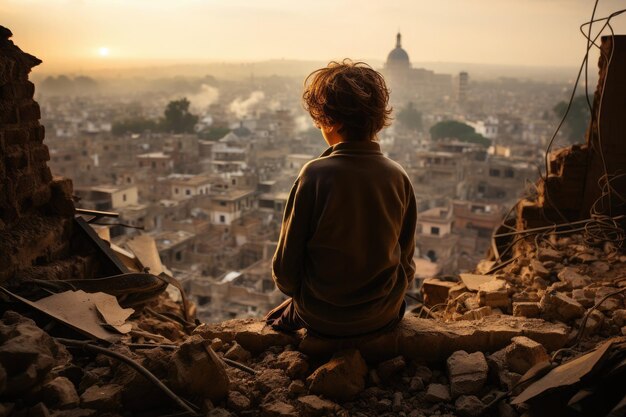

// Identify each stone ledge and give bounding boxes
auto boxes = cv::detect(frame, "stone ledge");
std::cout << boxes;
[194,315,569,362]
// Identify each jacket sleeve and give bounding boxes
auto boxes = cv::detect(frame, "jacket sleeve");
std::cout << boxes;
[399,183,417,286]
[272,176,314,296]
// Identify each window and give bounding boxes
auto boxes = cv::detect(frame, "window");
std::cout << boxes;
[122,194,127,202]
[175,188,179,194]
[151,161,156,169]
[185,189,191,196]
[220,201,227,206]
[431,226,440,236]
[175,251,182,261]
[504,169,514,178]
[426,250,437,262]
[219,215,226,223]
[489,168,501,177]
[232,179,236,185]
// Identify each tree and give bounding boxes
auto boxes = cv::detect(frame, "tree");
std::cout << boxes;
[112,117,159,136]
[553,95,591,144]
[396,102,423,131]
[429,120,491,147]
[162,98,199,134]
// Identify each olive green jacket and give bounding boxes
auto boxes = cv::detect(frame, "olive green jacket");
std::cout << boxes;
[272,140,417,337]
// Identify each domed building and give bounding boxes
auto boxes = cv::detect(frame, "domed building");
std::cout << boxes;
[386,33,410,71]
[381,32,452,104]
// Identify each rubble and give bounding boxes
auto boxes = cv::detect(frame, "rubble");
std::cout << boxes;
[446,351,488,397]
[306,349,367,400]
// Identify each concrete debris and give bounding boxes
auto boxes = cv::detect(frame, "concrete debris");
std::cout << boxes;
[296,395,343,416]
[454,395,485,417]
[80,384,123,411]
[540,291,585,322]
[42,376,80,409]
[224,342,251,362]
[275,350,309,379]
[306,349,367,400]
[168,334,229,402]
[504,336,549,374]
[447,350,488,397]
[424,383,451,402]
[376,355,406,380]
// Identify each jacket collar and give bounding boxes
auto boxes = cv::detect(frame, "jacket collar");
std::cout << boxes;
[319,141,382,157]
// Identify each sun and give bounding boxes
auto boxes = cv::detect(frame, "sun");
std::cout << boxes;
[98,47,110,57]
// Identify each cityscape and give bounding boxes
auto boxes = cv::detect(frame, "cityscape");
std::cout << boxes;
[40,33,584,323]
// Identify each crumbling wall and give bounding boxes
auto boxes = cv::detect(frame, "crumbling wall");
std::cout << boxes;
[0,26,75,281]
[517,35,626,230]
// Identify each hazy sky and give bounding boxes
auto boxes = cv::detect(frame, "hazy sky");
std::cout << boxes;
[3,0,625,73]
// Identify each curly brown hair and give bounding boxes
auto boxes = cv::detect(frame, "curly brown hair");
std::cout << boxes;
[302,59,392,142]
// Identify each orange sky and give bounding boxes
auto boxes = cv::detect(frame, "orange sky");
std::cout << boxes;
[2,0,625,73]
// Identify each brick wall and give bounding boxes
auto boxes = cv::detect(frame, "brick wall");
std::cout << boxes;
[0,26,75,281]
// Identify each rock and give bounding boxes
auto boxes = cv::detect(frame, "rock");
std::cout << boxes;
[42,376,79,409]
[193,318,299,353]
[287,380,306,396]
[486,349,521,391]
[224,343,251,362]
[210,338,224,352]
[377,356,406,380]
[455,395,485,417]
[297,395,342,416]
[409,376,425,392]
[478,280,510,309]
[538,248,562,262]
[226,391,251,412]
[530,260,550,279]
[306,349,367,401]
[504,337,549,374]
[414,365,433,383]
[459,306,494,321]
[512,302,541,318]
[28,403,51,417]
[275,350,309,379]
[595,287,623,312]
[557,267,591,289]
[447,351,488,397]
[424,383,451,402]
[392,392,403,412]
[612,309,626,327]
[572,289,594,308]
[80,384,123,411]
[261,401,298,417]
[207,408,234,417]
[0,311,71,397]
[422,278,458,306]
[168,335,229,402]
[256,369,290,393]
[578,310,605,335]
[232,316,568,364]
[540,291,585,321]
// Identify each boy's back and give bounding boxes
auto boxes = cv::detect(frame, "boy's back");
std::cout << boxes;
[273,140,416,336]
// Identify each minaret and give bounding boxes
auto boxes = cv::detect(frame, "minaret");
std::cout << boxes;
[396,32,402,49]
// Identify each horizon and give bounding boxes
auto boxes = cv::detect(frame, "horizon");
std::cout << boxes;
[4,0,626,77]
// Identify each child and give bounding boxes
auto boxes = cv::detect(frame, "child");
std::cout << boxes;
[266,59,417,338]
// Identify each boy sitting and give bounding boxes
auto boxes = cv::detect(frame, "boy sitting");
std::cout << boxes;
[266,60,417,338]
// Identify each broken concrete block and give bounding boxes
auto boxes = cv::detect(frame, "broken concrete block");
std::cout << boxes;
[297,395,342,416]
[42,376,79,409]
[504,337,549,374]
[512,302,541,318]
[224,342,251,362]
[577,310,605,335]
[447,351,488,397]
[275,350,309,379]
[226,391,251,413]
[572,289,594,308]
[193,318,299,353]
[306,349,367,401]
[424,383,451,402]
[80,384,123,411]
[288,380,306,396]
[459,306,493,321]
[594,287,624,312]
[540,291,585,321]
[168,335,229,402]
[422,278,458,306]
[256,369,290,393]
[478,280,510,309]
[455,395,485,417]
[486,349,521,391]
[376,355,406,380]
[538,248,562,262]
[261,401,298,417]
[612,309,626,327]
[557,267,591,289]
[529,259,550,279]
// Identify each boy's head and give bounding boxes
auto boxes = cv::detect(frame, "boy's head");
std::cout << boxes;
[303,59,392,142]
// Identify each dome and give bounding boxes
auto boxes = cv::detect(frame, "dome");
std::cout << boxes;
[386,32,410,70]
